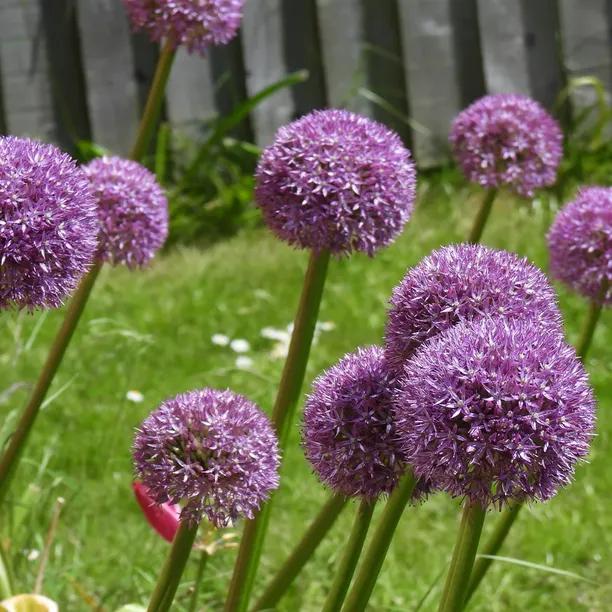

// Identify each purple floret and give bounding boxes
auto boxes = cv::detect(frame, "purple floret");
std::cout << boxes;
[123,0,244,55]
[303,346,425,500]
[384,244,562,375]
[255,109,416,256]
[450,94,562,197]
[84,157,168,268]
[548,186,612,304]
[133,388,280,527]
[395,317,595,509]
[0,136,98,310]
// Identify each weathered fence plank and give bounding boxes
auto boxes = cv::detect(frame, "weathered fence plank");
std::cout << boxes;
[361,0,411,143]
[398,0,463,166]
[76,0,140,155]
[241,0,293,145]
[0,2,55,140]
[317,0,368,113]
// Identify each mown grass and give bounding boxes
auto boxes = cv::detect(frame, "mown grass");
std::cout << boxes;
[1,174,610,611]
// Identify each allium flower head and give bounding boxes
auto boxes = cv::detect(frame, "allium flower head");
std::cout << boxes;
[395,317,595,508]
[384,244,562,374]
[84,157,168,268]
[548,186,612,304]
[0,136,98,310]
[303,346,417,499]
[450,94,562,197]
[133,388,280,527]
[123,0,244,55]
[255,109,416,256]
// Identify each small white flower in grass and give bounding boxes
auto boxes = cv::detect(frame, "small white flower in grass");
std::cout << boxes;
[261,327,290,342]
[126,390,144,403]
[230,338,250,353]
[235,356,254,370]
[317,321,335,332]
[26,549,40,561]
[212,333,230,346]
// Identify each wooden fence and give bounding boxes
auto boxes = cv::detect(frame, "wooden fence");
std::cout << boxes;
[0,0,610,167]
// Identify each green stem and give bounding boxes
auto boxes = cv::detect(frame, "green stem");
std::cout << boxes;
[130,38,176,162]
[148,521,198,612]
[252,493,348,611]
[0,262,101,504]
[342,471,416,612]
[188,549,209,612]
[225,249,331,612]
[438,502,486,612]
[576,280,607,360]
[322,500,375,612]
[468,189,497,244]
[464,503,521,605]
[0,37,177,508]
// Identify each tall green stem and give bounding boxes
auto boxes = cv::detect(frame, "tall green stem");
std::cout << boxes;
[188,549,209,612]
[252,493,347,611]
[148,521,198,612]
[342,471,416,612]
[438,502,486,612]
[0,262,101,504]
[225,249,331,612]
[130,38,176,161]
[468,189,497,244]
[322,500,375,612]
[576,280,607,360]
[0,37,176,508]
[464,503,520,605]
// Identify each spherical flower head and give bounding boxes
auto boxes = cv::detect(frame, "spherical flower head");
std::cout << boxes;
[255,109,417,256]
[133,388,280,527]
[450,94,562,197]
[0,136,98,310]
[83,157,168,268]
[548,186,612,304]
[395,317,595,508]
[123,0,244,55]
[303,346,424,500]
[384,244,562,375]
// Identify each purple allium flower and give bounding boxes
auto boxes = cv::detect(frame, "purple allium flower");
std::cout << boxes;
[255,109,417,256]
[548,186,612,304]
[394,317,595,508]
[303,346,423,500]
[0,136,98,310]
[123,0,244,55]
[133,388,280,527]
[384,244,562,375]
[83,157,168,268]
[450,94,562,197]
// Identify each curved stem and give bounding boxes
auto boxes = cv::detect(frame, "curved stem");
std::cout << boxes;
[130,37,176,162]
[322,499,375,612]
[252,493,348,611]
[0,37,177,508]
[438,502,486,612]
[0,262,101,504]
[464,503,520,606]
[188,549,209,612]
[342,471,416,612]
[468,189,497,244]
[576,280,608,361]
[225,249,331,612]
[148,521,198,612]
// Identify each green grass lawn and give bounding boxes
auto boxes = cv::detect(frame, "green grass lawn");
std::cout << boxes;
[1,178,610,611]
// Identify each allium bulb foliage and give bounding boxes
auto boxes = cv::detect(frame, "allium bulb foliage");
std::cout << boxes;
[395,317,595,508]
[84,157,168,268]
[303,346,408,499]
[133,388,280,527]
[548,186,612,304]
[123,0,244,55]
[450,94,562,197]
[384,244,562,374]
[0,136,98,310]
[255,109,416,256]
